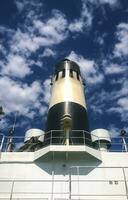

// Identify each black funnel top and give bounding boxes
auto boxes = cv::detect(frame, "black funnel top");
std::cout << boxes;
[54,59,81,75]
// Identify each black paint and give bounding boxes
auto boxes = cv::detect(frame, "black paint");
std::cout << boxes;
[44,102,91,146]
[54,59,81,75]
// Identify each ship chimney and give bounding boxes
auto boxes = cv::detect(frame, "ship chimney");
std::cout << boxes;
[45,59,91,145]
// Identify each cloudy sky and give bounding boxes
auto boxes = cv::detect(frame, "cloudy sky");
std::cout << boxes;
[0,0,127,138]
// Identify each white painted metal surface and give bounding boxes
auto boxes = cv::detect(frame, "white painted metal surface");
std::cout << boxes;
[49,70,86,109]
[24,129,45,142]
[0,142,128,200]
[91,129,111,143]
[91,129,111,151]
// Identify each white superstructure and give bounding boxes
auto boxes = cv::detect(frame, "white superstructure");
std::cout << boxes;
[0,135,128,200]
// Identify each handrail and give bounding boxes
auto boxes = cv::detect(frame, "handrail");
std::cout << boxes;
[69,166,128,200]
[0,166,128,199]
[0,130,128,152]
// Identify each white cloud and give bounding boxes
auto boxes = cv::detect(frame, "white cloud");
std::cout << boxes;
[12,30,39,53]
[0,77,43,117]
[69,20,84,32]
[104,63,127,74]
[15,1,25,12]
[87,0,119,7]
[1,54,31,78]
[114,23,128,57]
[81,1,93,26]
[109,78,128,100]
[0,118,9,131]
[10,10,68,55]
[68,51,95,74]
[87,73,104,84]
[15,0,43,14]
[33,10,68,45]
[0,44,7,58]
[88,90,109,115]
[98,0,119,7]
[34,11,67,35]
[69,1,93,33]
[108,125,121,137]
[108,106,128,122]
[42,78,51,105]
[68,51,104,84]
[88,73,128,123]
[42,48,56,57]
[119,79,128,97]
[106,78,128,122]
[0,26,14,35]
[39,106,48,116]
[29,60,43,68]
[1,14,68,75]
[117,97,128,111]
[69,0,119,33]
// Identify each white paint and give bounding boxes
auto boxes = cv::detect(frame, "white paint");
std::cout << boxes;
[0,145,128,199]
[49,70,86,109]
[91,129,111,151]
[24,129,45,142]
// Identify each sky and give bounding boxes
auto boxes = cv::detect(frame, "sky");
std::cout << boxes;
[0,0,128,139]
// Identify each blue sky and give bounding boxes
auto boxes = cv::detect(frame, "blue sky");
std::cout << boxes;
[0,0,128,137]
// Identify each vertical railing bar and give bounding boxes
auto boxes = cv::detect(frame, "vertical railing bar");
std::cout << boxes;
[83,131,85,146]
[77,166,80,200]
[70,166,128,199]
[51,169,54,200]
[98,138,100,151]
[123,167,128,200]
[122,137,128,152]
[122,137,124,152]
[69,167,71,200]
[0,135,5,152]
[10,180,14,200]
[50,131,52,145]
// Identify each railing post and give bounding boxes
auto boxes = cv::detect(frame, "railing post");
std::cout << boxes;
[83,131,85,145]
[122,137,128,152]
[122,167,128,200]
[69,168,71,200]
[98,138,101,150]
[77,166,80,200]
[0,135,5,152]
[50,131,52,145]
[51,170,54,200]
[10,180,15,200]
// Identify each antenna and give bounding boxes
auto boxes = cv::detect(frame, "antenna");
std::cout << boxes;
[6,111,18,152]
[0,106,5,117]
[12,111,18,132]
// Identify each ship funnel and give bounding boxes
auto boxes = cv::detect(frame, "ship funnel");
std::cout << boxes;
[45,59,91,145]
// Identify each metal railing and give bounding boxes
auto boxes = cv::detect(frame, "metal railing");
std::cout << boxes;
[0,179,69,200]
[0,131,128,152]
[69,166,128,200]
[0,166,128,199]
